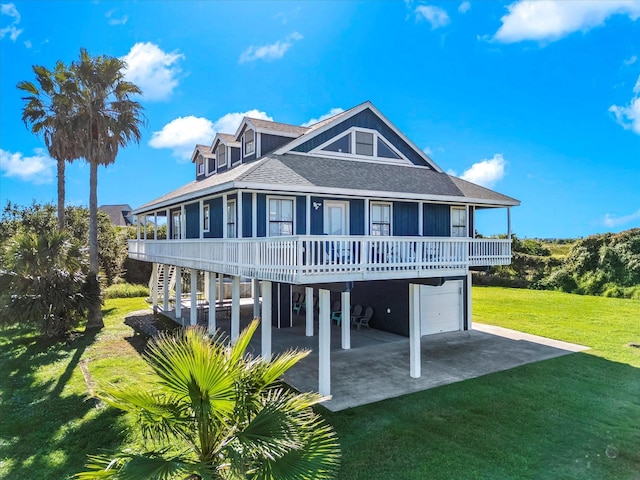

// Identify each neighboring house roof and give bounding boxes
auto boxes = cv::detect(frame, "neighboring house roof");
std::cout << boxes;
[99,204,134,226]
[133,153,519,214]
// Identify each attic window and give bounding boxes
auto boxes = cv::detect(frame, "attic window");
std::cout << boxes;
[377,138,400,159]
[321,134,351,153]
[217,144,226,169]
[355,131,374,156]
[197,155,205,174]
[244,129,255,156]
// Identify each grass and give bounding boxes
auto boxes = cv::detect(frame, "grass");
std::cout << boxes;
[540,240,576,258]
[103,282,150,299]
[1,289,639,479]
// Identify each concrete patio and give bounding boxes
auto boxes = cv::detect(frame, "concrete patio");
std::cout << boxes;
[159,303,589,412]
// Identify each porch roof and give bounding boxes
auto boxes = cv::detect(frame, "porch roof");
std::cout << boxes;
[133,153,520,214]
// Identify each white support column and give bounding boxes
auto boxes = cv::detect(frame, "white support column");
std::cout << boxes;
[261,281,272,359]
[306,194,311,234]
[208,271,217,335]
[218,273,224,302]
[507,207,512,239]
[231,275,240,344]
[143,215,148,240]
[190,269,198,326]
[222,193,228,239]
[154,212,158,240]
[204,271,210,302]
[180,205,186,239]
[305,286,314,337]
[199,200,204,239]
[318,289,331,397]
[253,279,261,319]
[409,283,421,378]
[151,262,158,314]
[237,191,243,239]
[341,291,351,350]
[252,193,257,238]
[166,208,170,238]
[364,198,370,235]
[418,201,424,236]
[466,272,473,331]
[162,264,169,312]
[136,217,141,239]
[175,267,182,320]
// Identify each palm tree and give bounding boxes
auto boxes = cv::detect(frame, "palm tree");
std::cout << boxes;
[0,230,96,337]
[18,62,83,231]
[76,320,341,479]
[66,49,145,329]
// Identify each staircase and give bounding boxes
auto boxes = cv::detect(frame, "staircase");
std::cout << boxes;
[150,264,177,300]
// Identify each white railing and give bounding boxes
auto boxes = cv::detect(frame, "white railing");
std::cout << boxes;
[129,236,512,284]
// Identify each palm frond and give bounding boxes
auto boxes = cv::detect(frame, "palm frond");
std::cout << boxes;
[75,450,197,480]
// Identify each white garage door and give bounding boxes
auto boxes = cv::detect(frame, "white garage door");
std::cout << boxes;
[420,280,463,336]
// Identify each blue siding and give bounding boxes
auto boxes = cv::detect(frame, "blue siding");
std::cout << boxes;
[204,197,223,238]
[291,108,431,167]
[242,192,252,237]
[185,203,200,239]
[423,203,450,236]
[262,133,295,156]
[310,196,324,234]
[349,199,365,235]
[257,194,266,237]
[393,201,419,236]
[296,196,306,234]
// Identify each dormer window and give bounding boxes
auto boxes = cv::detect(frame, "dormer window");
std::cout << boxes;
[317,128,403,161]
[196,155,205,175]
[217,144,226,169]
[243,129,255,157]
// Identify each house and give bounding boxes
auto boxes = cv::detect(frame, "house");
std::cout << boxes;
[99,204,135,227]
[129,101,520,396]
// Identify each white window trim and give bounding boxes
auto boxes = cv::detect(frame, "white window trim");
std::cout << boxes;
[227,199,237,238]
[324,200,350,235]
[451,206,467,237]
[216,144,227,170]
[309,126,411,165]
[369,201,393,236]
[243,129,255,158]
[172,210,181,239]
[203,204,210,233]
[266,195,296,237]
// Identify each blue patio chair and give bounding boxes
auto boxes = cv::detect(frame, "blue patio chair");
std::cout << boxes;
[292,293,305,314]
[330,301,342,325]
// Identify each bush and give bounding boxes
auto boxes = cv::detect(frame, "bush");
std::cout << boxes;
[104,283,149,299]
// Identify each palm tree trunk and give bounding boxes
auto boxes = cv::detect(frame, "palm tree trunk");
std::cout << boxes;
[86,160,104,330]
[57,158,65,231]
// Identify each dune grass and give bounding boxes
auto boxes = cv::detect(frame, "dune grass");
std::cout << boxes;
[0,289,639,479]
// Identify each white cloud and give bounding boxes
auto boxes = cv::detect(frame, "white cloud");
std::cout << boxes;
[106,9,128,26]
[415,5,450,29]
[493,0,640,43]
[0,3,23,41]
[301,108,344,127]
[423,146,433,157]
[0,148,55,184]
[458,1,471,14]
[459,154,507,188]
[121,42,183,101]
[239,32,303,63]
[609,75,640,135]
[149,110,273,161]
[623,55,637,66]
[603,208,640,228]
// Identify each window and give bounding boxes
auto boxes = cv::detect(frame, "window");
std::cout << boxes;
[355,131,374,156]
[321,133,351,153]
[227,200,236,238]
[203,204,210,232]
[451,207,467,237]
[243,129,255,156]
[370,202,391,236]
[196,155,205,175]
[377,138,401,159]
[268,198,294,236]
[172,211,181,239]
[217,144,226,169]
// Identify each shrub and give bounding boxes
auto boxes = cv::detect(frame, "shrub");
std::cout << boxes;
[104,283,149,299]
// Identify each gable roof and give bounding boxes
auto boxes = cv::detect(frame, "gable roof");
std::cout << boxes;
[273,101,442,172]
[133,153,519,214]
[211,132,240,151]
[99,204,134,226]
[235,116,309,141]
[191,144,214,163]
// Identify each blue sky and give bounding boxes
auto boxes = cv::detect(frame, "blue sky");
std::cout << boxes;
[1,0,639,238]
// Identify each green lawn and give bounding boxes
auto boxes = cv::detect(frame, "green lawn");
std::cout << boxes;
[1,289,639,479]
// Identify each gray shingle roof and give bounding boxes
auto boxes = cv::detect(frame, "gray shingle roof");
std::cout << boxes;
[99,204,134,226]
[246,118,309,135]
[134,154,519,213]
